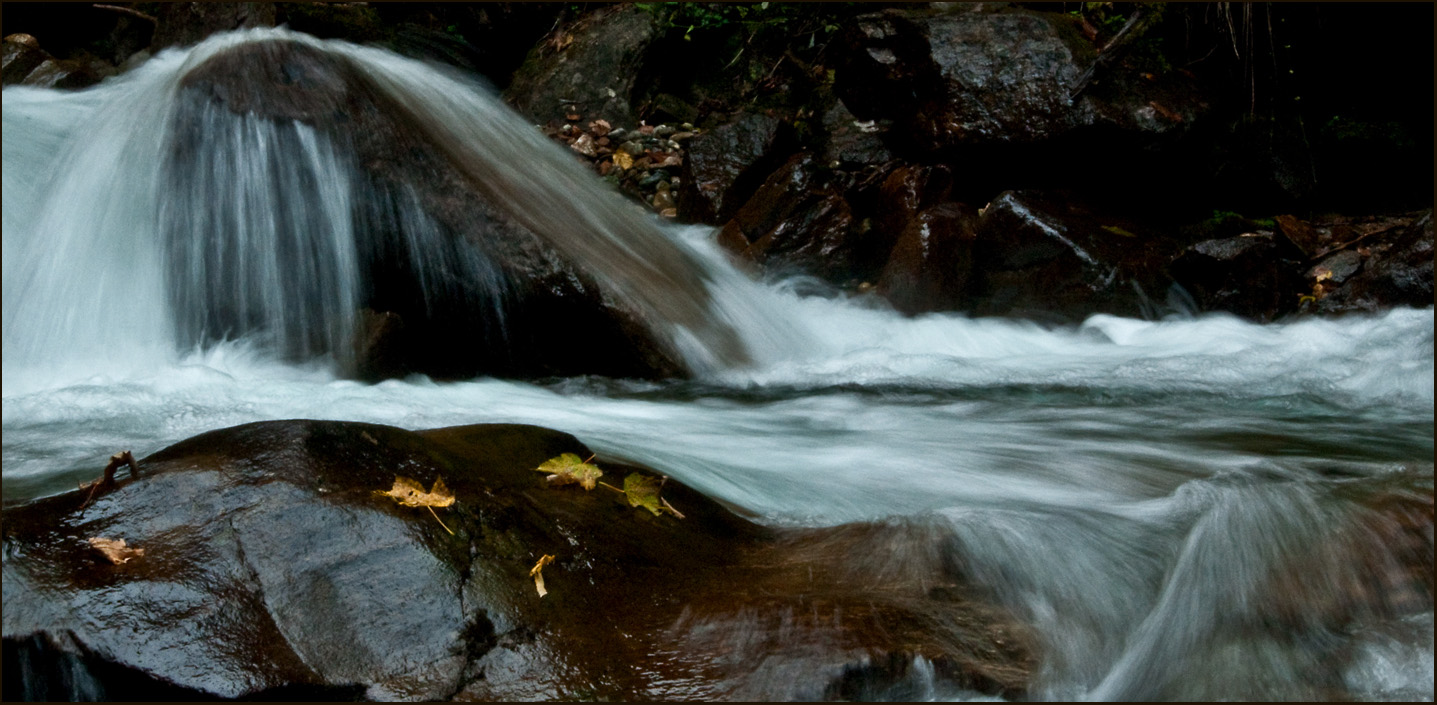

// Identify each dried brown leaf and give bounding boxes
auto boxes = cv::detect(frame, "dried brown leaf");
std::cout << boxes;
[88,537,144,564]
[530,554,556,597]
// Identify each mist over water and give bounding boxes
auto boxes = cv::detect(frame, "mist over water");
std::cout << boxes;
[3,28,1432,701]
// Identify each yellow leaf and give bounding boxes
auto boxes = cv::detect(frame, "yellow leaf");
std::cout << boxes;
[379,475,455,508]
[530,554,555,597]
[377,476,456,534]
[1313,267,1334,282]
[88,537,144,564]
[535,453,603,491]
[623,473,682,518]
[612,151,634,171]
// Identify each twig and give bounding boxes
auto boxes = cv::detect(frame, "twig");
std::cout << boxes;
[78,451,139,516]
[1069,6,1151,101]
[91,4,157,24]
[427,505,454,535]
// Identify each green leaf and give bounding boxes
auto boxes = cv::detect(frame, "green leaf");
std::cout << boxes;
[622,473,683,518]
[536,453,603,491]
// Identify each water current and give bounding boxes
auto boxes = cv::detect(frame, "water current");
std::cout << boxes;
[3,28,1432,701]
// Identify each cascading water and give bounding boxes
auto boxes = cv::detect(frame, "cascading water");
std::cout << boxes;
[3,28,1433,702]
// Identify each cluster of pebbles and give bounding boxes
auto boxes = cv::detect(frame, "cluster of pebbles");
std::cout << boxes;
[538,113,698,218]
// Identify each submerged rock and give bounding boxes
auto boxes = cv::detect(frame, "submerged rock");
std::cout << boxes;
[2,420,1035,701]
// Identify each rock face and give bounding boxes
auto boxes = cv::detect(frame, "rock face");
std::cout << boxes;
[678,112,790,224]
[505,5,657,128]
[152,3,277,50]
[839,8,1090,152]
[965,191,1182,321]
[1,33,111,89]
[1170,232,1306,322]
[2,420,1034,701]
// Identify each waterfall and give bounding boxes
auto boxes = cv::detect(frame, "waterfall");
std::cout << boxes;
[3,28,793,388]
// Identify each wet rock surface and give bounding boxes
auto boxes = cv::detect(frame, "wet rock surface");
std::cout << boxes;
[3,420,1035,701]
[838,8,1091,152]
[678,112,791,224]
[504,4,656,129]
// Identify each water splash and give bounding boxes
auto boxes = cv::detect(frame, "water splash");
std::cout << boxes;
[4,28,791,387]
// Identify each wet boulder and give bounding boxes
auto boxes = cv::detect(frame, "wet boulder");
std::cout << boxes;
[877,202,981,315]
[2,34,113,90]
[821,98,894,168]
[677,112,790,224]
[505,5,657,128]
[968,191,1180,322]
[1302,210,1435,315]
[151,3,276,50]
[3,420,1035,701]
[2,34,49,86]
[836,7,1093,153]
[1169,231,1307,322]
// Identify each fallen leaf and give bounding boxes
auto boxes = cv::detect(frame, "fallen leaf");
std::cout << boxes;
[379,476,455,508]
[88,537,143,564]
[612,151,634,170]
[378,476,456,534]
[536,453,603,491]
[530,554,556,597]
[623,473,682,518]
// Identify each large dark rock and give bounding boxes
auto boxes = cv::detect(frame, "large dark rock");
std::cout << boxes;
[677,112,790,224]
[718,154,873,285]
[968,191,1182,321]
[877,202,981,315]
[165,38,731,381]
[836,8,1093,152]
[1305,210,1434,315]
[2,34,112,90]
[504,5,657,128]
[2,34,49,86]
[151,3,276,50]
[1169,231,1306,322]
[3,420,1035,701]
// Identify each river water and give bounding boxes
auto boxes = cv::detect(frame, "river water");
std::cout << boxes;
[3,28,1433,701]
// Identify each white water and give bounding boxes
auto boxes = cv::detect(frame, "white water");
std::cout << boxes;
[3,29,1433,701]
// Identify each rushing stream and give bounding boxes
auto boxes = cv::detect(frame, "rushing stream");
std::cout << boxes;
[3,28,1433,701]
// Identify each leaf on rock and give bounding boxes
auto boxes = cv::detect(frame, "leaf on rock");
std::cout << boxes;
[379,475,456,508]
[530,554,556,597]
[535,453,603,491]
[623,473,682,518]
[612,151,634,171]
[378,476,456,534]
[88,537,143,564]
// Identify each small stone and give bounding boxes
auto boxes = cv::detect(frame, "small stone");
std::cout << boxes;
[608,127,627,140]
[659,208,678,218]
[671,131,695,142]
[654,124,676,138]
[570,133,598,157]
